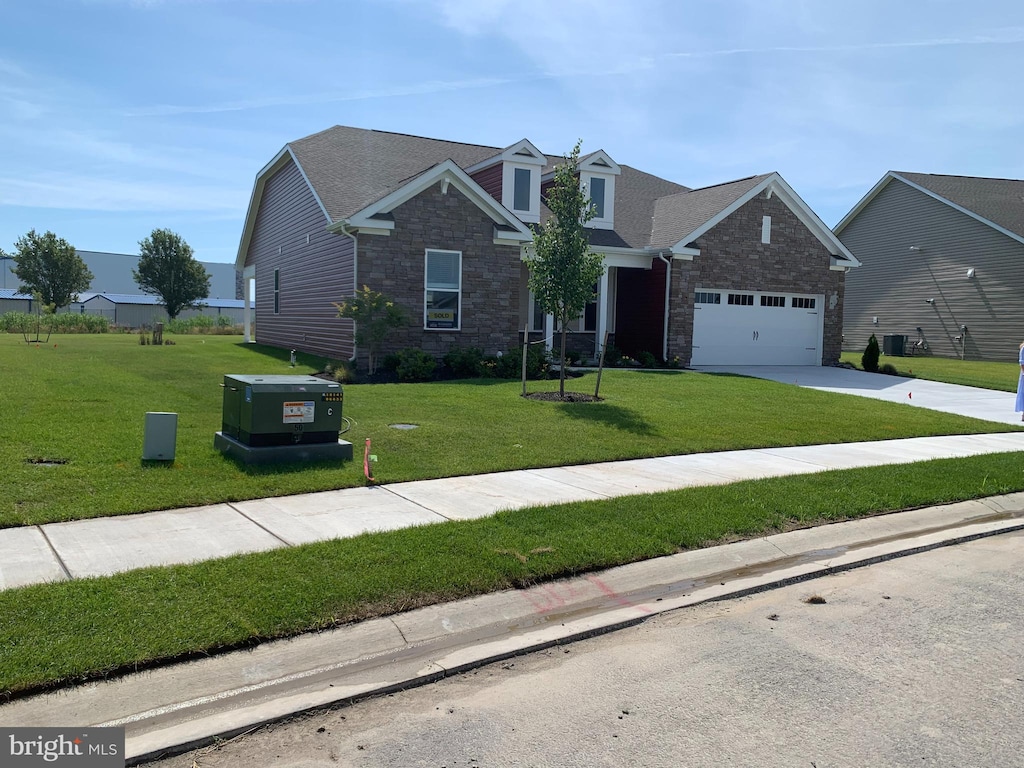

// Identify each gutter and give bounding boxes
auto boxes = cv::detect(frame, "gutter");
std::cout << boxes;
[657,252,672,362]
[337,221,359,363]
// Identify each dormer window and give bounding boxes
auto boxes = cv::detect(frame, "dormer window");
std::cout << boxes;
[513,168,532,212]
[589,177,606,218]
[577,150,621,231]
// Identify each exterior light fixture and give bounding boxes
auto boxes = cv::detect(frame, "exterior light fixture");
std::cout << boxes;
[924,298,935,304]
[967,268,976,278]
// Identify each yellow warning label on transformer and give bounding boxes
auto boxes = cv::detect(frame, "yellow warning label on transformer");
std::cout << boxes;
[283,401,315,423]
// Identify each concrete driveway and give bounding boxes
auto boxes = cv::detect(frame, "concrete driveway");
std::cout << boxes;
[693,365,1022,426]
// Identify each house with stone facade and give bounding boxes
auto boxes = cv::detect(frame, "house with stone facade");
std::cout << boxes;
[836,171,1024,362]
[236,126,859,368]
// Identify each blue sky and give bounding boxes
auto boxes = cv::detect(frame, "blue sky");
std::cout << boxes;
[1,0,1022,264]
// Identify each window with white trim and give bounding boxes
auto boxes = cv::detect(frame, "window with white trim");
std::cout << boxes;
[273,269,280,314]
[589,177,606,219]
[695,291,721,304]
[792,297,816,309]
[728,293,754,306]
[513,168,531,212]
[760,295,785,307]
[424,249,461,330]
[761,215,772,244]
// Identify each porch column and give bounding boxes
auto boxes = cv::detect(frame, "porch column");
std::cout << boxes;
[595,267,609,360]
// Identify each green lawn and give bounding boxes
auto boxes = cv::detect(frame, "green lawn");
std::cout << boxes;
[840,351,1022,392]
[2,451,1022,698]
[1,333,1018,527]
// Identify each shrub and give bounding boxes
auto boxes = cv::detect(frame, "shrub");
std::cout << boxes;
[0,311,109,334]
[444,347,485,378]
[637,350,658,369]
[880,363,899,375]
[488,345,549,379]
[333,286,405,375]
[862,334,880,373]
[602,344,623,367]
[324,360,355,383]
[395,349,436,382]
[380,353,401,373]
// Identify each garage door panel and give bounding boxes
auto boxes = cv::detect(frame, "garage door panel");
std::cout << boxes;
[691,292,822,366]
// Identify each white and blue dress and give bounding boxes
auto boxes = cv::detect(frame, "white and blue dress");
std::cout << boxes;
[1017,345,1024,414]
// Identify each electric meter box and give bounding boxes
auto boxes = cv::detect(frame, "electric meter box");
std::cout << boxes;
[221,374,343,447]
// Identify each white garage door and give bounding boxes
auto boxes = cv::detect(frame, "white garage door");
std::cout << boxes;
[690,290,823,366]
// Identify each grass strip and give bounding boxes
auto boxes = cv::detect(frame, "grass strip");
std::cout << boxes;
[840,351,1020,392]
[2,451,1023,698]
[2,334,1018,527]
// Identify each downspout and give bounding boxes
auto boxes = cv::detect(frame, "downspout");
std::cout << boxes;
[657,252,672,362]
[337,221,359,363]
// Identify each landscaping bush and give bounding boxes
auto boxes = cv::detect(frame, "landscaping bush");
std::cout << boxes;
[380,352,401,373]
[488,344,549,379]
[880,363,899,375]
[862,334,880,373]
[164,316,242,335]
[444,347,486,379]
[395,348,437,382]
[602,344,623,367]
[637,350,658,369]
[323,360,355,383]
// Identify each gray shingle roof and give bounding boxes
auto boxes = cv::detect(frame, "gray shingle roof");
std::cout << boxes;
[895,172,1024,239]
[650,174,772,249]
[288,126,503,221]
[284,126,777,254]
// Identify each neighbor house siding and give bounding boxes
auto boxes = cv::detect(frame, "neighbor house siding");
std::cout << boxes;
[356,182,522,364]
[244,157,355,359]
[840,179,1024,362]
[668,194,844,365]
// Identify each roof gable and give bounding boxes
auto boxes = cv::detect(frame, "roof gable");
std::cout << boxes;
[836,171,1024,247]
[338,159,534,242]
[653,173,859,265]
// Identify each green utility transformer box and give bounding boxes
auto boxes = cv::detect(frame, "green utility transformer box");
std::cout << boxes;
[215,374,352,464]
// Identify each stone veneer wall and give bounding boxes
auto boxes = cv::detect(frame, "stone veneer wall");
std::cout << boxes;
[667,193,845,365]
[356,182,523,365]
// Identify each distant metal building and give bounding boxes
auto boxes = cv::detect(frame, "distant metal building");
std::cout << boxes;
[82,294,247,327]
[0,288,33,314]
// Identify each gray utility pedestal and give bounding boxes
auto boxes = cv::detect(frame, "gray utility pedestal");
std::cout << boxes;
[143,412,178,461]
[215,374,352,464]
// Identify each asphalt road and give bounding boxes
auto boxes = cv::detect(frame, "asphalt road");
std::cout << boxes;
[149,531,1024,768]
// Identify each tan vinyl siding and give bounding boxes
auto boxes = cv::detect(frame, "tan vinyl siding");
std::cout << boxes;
[245,158,355,359]
[841,180,1024,362]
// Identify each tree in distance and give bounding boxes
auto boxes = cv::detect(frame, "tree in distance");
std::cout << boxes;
[525,140,606,397]
[134,229,211,319]
[10,230,93,308]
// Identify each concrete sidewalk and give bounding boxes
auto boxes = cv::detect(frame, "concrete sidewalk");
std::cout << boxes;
[4,491,1023,764]
[3,432,1024,591]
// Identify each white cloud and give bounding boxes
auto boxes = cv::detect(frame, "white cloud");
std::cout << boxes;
[0,174,247,212]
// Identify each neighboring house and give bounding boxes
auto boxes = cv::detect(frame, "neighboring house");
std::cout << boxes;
[82,294,246,327]
[836,172,1024,362]
[236,126,859,367]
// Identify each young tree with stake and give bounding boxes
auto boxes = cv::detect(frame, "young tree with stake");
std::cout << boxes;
[525,141,605,398]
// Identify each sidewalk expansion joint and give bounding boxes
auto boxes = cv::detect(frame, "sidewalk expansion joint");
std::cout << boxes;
[37,525,73,581]
[389,616,409,645]
[376,486,455,521]
[227,504,294,548]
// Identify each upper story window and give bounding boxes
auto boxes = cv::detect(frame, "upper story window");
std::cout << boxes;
[589,177,606,219]
[577,151,620,231]
[273,268,280,314]
[513,168,532,213]
[424,249,461,331]
[761,215,772,244]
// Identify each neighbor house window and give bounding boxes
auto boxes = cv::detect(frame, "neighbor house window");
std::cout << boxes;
[530,292,545,332]
[583,282,598,332]
[424,249,461,330]
[728,293,754,306]
[589,177,606,218]
[760,295,785,307]
[273,269,280,314]
[513,168,531,212]
[792,297,816,309]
